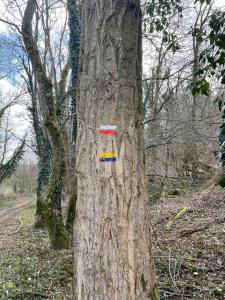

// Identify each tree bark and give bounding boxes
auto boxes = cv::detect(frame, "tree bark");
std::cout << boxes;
[73,1,159,299]
[65,0,80,232]
[27,76,51,228]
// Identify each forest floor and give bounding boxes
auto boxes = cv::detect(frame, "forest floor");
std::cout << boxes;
[152,185,225,299]
[0,192,73,300]
[0,184,225,299]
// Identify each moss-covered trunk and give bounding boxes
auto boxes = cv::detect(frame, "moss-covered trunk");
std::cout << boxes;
[45,149,69,249]
[35,194,45,228]
[34,145,51,228]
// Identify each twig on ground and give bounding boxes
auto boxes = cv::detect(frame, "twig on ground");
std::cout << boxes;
[168,250,179,290]
[150,222,163,250]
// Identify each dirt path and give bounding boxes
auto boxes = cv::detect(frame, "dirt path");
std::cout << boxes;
[0,197,35,252]
[0,197,34,226]
[0,197,73,299]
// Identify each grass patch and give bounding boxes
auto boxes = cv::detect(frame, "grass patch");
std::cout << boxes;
[0,202,12,209]
[19,206,36,225]
[0,183,13,195]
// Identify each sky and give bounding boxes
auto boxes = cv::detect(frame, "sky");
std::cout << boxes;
[0,8,31,156]
[0,78,32,158]
[216,0,224,7]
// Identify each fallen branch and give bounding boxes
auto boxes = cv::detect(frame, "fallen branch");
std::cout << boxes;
[180,225,209,237]
[166,206,192,229]
[180,215,225,237]
[18,292,49,298]
[162,290,191,298]
[9,217,23,235]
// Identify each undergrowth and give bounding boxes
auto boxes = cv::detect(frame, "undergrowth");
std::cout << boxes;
[0,204,73,300]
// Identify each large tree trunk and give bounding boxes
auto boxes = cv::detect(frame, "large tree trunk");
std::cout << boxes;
[73,1,159,299]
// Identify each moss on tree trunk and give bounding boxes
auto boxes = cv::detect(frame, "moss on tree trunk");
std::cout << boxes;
[35,194,45,228]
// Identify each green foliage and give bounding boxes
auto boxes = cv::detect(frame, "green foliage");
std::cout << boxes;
[0,139,25,184]
[194,0,212,5]
[145,0,183,28]
[191,10,225,91]
[189,5,225,184]
[191,80,209,96]
[191,27,205,43]
[144,0,182,53]
[216,173,225,187]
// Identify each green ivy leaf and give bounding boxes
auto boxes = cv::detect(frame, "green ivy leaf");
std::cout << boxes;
[200,81,209,96]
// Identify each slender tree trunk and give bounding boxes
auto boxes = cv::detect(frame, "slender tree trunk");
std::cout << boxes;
[35,193,45,228]
[65,0,80,231]
[67,0,80,143]
[73,1,159,299]
[28,79,50,228]
[35,143,51,228]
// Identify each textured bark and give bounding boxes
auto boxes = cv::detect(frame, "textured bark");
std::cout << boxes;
[73,1,159,299]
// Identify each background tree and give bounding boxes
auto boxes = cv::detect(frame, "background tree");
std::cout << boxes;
[190,0,225,185]
[0,0,80,245]
[142,0,220,194]
[0,93,25,184]
[65,0,80,232]
[22,0,69,249]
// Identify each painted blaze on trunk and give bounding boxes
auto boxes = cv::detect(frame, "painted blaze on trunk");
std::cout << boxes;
[74,1,159,299]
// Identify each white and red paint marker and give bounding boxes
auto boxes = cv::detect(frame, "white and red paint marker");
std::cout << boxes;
[99,125,118,135]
